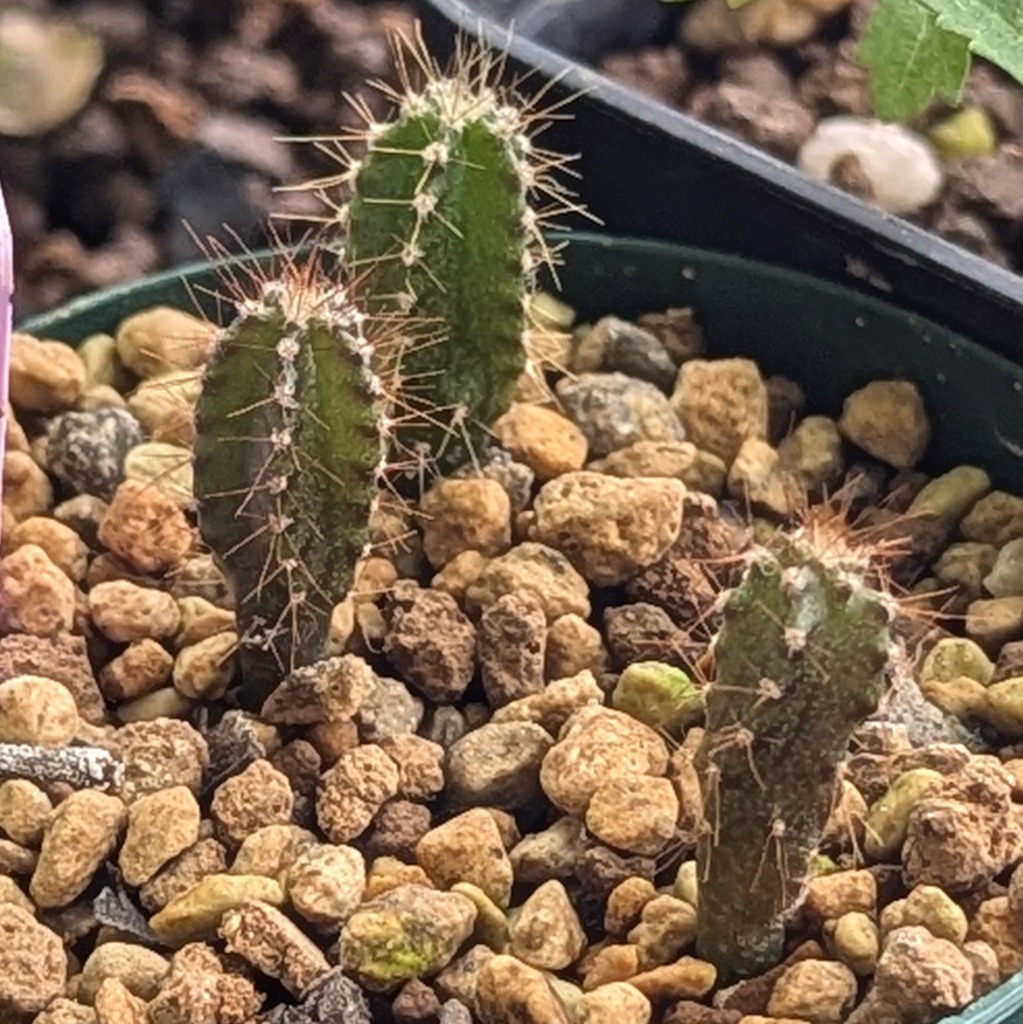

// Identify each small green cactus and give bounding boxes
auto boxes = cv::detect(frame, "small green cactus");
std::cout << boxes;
[312,31,574,483]
[696,523,893,979]
[193,261,387,707]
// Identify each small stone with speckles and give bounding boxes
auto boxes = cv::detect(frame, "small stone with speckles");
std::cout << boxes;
[46,407,144,501]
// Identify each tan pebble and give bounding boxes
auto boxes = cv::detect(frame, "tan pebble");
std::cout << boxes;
[0,675,79,746]
[30,791,125,908]
[175,596,235,649]
[577,982,651,1024]
[475,953,573,1024]
[115,306,214,378]
[465,541,591,621]
[231,823,316,877]
[138,837,227,913]
[126,370,200,446]
[838,379,930,469]
[963,939,1002,996]
[88,580,181,642]
[581,944,643,991]
[804,869,876,922]
[431,549,489,602]
[0,903,68,1014]
[79,943,169,1003]
[766,958,857,1023]
[9,332,86,412]
[317,744,399,844]
[585,775,679,857]
[626,956,717,1001]
[0,779,52,846]
[826,912,880,975]
[493,403,589,481]
[116,686,192,723]
[78,332,125,389]
[864,768,943,860]
[4,403,29,453]
[119,785,201,887]
[872,925,974,1016]
[961,490,1023,546]
[588,440,727,496]
[0,874,35,913]
[364,856,434,901]
[966,596,1023,653]
[211,759,293,847]
[419,478,512,568]
[777,415,844,490]
[673,861,699,908]
[968,896,1023,978]
[80,384,127,411]
[540,706,669,816]
[123,442,194,508]
[93,977,147,1024]
[114,717,208,802]
[172,631,238,700]
[416,808,514,909]
[531,472,685,587]
[509,879,586,970]
[99,638,174,701]
[260,652,374,726]
[901,884,968,945]
[148,873,284,946]
[671,357,768,465]
[627,895,698,968]
[606,878,658,937]
[98,480,193,574]
[0,837,37,875]
[220,898,330,995]
[286,842,366,929]
[3,450,53,520]
[546,614,607,679]
[7,516,88,581]
[0,544,75,634]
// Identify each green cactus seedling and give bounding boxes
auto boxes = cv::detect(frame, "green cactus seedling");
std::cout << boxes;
[695,517,894,979]
[193,256,388,707]
[303,29,580,483]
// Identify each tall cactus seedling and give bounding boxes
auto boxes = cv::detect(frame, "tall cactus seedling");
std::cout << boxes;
[193,254,388,706]
[696,515,894,979]
[304,28,580,481]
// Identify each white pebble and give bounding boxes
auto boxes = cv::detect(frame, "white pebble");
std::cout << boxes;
[798,116,943,215]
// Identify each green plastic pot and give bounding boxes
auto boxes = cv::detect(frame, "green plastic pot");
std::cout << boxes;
[17,231,1023,1022]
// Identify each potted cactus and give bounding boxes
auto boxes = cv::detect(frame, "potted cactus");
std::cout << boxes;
[3,22,1023,1024]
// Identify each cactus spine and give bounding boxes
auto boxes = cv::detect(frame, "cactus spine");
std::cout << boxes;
[193,261,386,706]
[321,32,571,481]
[695,524,893,979]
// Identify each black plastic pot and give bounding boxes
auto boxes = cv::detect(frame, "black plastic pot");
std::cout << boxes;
[17,231,1023,1022]
[417,0,1023,372]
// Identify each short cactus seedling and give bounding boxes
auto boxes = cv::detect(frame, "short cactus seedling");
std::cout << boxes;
[695,511,895,979]
[300,28,582,482]
[193,251,390,707]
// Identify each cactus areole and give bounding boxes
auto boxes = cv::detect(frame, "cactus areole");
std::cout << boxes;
[193,269,386,707]
[695,529,893,979]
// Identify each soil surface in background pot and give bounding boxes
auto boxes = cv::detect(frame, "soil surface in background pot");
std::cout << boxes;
[595,0,1023,275]
[3,278,1023,1023]
[0,0,414,318]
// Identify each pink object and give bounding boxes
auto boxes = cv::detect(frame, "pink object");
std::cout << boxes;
[0,178,11,527]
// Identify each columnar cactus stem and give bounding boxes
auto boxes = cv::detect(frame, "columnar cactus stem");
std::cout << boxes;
[304,29,578,482]
[696,523,893,979]
[193,260,387,707]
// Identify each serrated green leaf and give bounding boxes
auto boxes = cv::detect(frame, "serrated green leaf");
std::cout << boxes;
[858,0,971,121]
[921,0,1023,86]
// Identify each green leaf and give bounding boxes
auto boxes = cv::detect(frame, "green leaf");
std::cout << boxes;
[921,0,1023,86]
[857,0,971,121]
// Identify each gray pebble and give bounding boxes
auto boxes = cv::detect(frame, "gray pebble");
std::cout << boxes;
[598,317,677,392]
[357,675,424,743]
[556,372,685,459]
[46,407,144,500]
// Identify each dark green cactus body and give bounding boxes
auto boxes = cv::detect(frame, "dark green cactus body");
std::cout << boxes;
[193,278,384,707]
[345,79,530,479]
[695,535,891,979]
